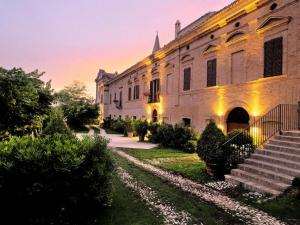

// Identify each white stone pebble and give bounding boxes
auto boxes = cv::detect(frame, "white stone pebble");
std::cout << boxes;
[114,149,286,225]
[117,167,193,225]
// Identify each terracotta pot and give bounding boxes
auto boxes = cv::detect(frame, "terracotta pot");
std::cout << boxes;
[127,132,134,138]
[206,162,219,176]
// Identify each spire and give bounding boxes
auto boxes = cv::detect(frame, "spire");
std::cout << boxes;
[152,32,160,54]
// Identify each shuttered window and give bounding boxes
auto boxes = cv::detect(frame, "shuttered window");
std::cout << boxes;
[264,37,283,77]
[134,85,140,100]
[128,87,131,101]
[149,79,159,103]
[183,67,191,91]
[207,59,217,87]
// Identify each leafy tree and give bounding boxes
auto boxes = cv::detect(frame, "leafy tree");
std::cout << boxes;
[0,67,53,139]
[54,81,99,129]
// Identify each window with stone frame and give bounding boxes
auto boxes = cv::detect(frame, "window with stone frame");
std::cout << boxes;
[128,87,132,101]
[183,67,191,91]
[134,85,140,100]
[149,79,160,103]
[207,58,217,87]
[264,37,283,77]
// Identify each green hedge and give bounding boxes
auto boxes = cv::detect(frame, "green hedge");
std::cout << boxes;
[0,134,113,224]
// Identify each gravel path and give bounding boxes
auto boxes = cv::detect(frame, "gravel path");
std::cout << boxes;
[117,167,192,225]
[114,149,285,225]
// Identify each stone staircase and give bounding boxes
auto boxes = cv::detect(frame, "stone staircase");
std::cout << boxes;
[225,130,300,196]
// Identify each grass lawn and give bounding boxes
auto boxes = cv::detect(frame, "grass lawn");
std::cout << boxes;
[113,153,243,225]
[224,183,300,225]
[97,175,163,225]
[123,148,214,184]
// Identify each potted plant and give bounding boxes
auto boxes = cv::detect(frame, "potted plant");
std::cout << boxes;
[134,119,148,142]
[124,118,134,138]
[197,121,226,177]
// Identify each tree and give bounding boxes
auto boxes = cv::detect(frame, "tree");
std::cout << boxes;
[54,81,99,129]
[0,67,53,139]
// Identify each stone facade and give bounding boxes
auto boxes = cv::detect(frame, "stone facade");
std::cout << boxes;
[96,0,300,133]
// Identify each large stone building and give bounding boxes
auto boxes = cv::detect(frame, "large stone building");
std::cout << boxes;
[96,0,300,133]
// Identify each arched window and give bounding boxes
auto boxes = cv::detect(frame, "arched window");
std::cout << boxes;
[152,109,158,123]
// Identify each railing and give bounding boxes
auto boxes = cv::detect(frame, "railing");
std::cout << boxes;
[222,104,299,169]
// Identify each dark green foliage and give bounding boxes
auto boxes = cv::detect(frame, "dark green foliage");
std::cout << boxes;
[55,82,99,129]
[124,118,134,134]
[42,109,73,138]
[227,129,254,147]
[197,122,226,176]
[183,140,198,153]
[102,117,113,129]
[111,118,126,134]
[134,119,148,141]
[0,134,113,225]
[157,123,174,147]
[148,122,161,143]
[173,124,195,149]
[0,67,53,139]
[292,177,300,188]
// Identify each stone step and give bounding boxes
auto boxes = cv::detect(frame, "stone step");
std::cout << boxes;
[256,149,300,163]
[269,139,300,149]
[264,144,300,155]
[251,154,300,170]
[237,164,294,184]
[244,158,300,177]
[274,135,300,143]
[225,175,281,196]
[231,169,290,192]
[282,130,300,137]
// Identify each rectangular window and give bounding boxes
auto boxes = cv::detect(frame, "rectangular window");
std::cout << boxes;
[134,85,140,99]
[207,59,217,87]
[100,94,103,103]
[110,94,112,104]
[149,79,160,103]
[183,68,191,91]
[128,87,131,101]
[264,37,283,77]
[182,118,191,127]
[114,93,116,100]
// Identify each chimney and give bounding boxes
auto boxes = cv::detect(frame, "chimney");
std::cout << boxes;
[175,20,181,38]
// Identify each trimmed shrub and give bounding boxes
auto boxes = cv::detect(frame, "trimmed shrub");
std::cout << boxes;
[111,118,125,134]
[183,140,197,153]
[102,117,113,129]
[42,108,73,138]
[157,123,174,147]
[173,124,194,149]
[134,119,148,141]
[197,121,226,177]
[148,122,161,143]
[0,134,113,224]
[124,118,134,136]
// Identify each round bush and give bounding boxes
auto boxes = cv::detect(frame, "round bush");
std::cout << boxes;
[0,134,113,224]
[157,123,174,147]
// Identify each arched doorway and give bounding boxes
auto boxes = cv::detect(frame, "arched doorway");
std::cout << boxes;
[227,107,250,133]
[152,109,158,122]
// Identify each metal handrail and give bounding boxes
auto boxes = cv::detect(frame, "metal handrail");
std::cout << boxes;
[221,104,298,169]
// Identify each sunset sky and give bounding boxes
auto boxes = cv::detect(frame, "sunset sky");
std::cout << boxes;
[0,0,233,97]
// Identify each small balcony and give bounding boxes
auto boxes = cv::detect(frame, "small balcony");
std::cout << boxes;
[113,100,122,109]
[148,94,160,104]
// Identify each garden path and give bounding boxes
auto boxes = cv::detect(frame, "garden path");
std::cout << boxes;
[99,128,158,149]
[113,149,286,225]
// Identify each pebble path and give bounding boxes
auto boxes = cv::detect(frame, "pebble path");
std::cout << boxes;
[117,167,192,225]
[114,149,285,225]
